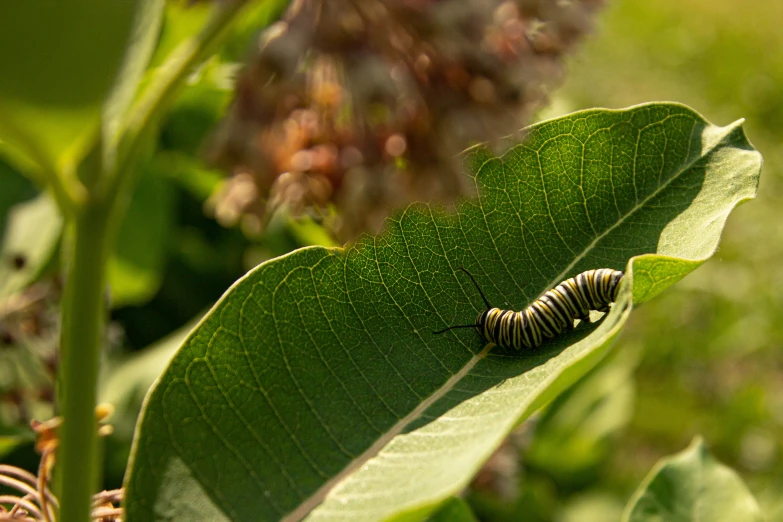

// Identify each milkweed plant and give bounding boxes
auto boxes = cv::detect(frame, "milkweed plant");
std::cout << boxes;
[0,1,764,521]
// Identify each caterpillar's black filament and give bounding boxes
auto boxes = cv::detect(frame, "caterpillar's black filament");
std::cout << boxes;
[434,268,624,350]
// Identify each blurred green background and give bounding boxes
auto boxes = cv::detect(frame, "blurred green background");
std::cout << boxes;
[1,0,781,520]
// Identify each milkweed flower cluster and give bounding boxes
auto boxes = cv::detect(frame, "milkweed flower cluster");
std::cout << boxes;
[208,0,603,240]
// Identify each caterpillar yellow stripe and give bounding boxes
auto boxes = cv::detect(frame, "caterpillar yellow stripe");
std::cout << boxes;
[434,268,624,350]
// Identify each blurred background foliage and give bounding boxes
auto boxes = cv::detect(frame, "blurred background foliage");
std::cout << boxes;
[0,0,780,520]
[464,0,783,520]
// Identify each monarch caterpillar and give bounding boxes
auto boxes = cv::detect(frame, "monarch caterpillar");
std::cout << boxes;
[434,268,624,350]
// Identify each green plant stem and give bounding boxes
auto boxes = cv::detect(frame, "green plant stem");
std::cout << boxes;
[51,4,292,521]
[108,0,249,207]
[52,5,247,519]
[57,202,111,522]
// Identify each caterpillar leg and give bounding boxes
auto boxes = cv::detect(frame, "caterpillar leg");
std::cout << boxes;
[580,304,612,324]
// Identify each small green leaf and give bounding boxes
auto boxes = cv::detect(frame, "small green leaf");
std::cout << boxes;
[0,161,38,232]
[148,2,212,69]
[427,497,479,522]
[156,151,223,201]
[0,192,62,299]
[561,492,625,522]
[622,437,763,522]
[161,58,235,156]
[108,167,174,307]
[0,2,157,172]
[125,104,761,521]
[103,0,165,149]
[0,426,35,460]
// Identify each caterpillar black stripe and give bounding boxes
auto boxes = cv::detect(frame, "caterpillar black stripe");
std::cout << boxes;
[434,268,624,350]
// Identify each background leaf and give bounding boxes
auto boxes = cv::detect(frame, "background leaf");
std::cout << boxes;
[108,166,174,308]
[103,0,164,150]
[0,190,62,300]
[622,437,763,522]
[0,162,55,300]
[125,104,761,521]
[0,426,35,461]
[525,346,639,485]
[427,497,479,522]
[0,1,158,172]
[0,161,38,227]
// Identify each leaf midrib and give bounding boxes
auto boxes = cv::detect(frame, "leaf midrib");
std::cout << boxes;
[538,116,741,297]
[283,344,494,521]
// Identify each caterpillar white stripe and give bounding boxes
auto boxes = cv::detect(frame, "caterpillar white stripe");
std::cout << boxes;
[434,268,624,350]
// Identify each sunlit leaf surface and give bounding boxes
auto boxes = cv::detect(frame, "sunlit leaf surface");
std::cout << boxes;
[125,104,761,521]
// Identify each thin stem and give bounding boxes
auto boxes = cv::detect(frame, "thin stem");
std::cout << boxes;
[52,5,247,517]
[105,0,250,209]
[57,203,111,522]
[2,494,44,520]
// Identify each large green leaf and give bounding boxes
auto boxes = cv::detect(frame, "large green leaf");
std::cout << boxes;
[124,104,761,521]
[0,1,162,173]
[622,437,763,522]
